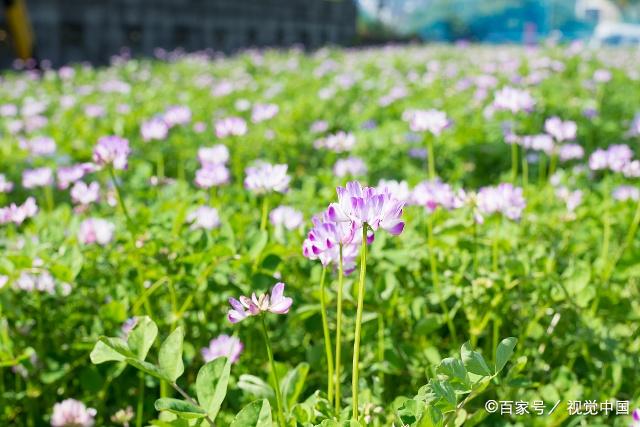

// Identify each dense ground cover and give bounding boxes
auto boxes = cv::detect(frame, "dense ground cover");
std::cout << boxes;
[0,44,639,426]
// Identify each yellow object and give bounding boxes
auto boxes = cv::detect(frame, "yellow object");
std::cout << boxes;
[5,0,34,59]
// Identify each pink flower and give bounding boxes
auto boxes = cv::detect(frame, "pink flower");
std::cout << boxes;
[476,183,526,222]
[588,144,634,172]
[71,181,100,206]
[558,144,584,162]
[163,105,192,127]
[195,164,230,188]
[327,181,405,238]
[141,117,169,141]
[244,162,290,194]
[0,174,14,193]
[51,398,96,427]
[187,206,220,230]
[1,197,38,225]
[493,86,536,114]
[406,109,450,136]
[555,187,583,213]
[228,282,293,323]
[269,206,303,230]
[198,144,230,166]
[93,136,131,170]
[78,218,115,245]
[57,164,95,190]
[544,117,577,142]
[251,103,279,123]
[22,167,53,189]
[314,131,356,153]
[412,180,465,212]
[215,117,247,138]
[377,180,412,203]
[613,185,640,202]
[333,157,367,177]
[201,334,243,363]
[20,136,56,156]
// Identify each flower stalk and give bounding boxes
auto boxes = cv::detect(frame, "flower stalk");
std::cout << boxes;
[334,244,344,413]
[318,267,334,404]
[352,224,369,421]
[260,315,286,427]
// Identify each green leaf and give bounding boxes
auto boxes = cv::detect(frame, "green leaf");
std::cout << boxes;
[127,358,170,381]
[460,342,492,377]
[248,230,268,259]
[159,327,185,382]
[90,339,127,364]
[494,337,517,374]
[436,358,471,392]
[280,362,309,411]
[196,357,231,420]
[127,316,158,361]
[230,399,272,427]
[154,398,207,419]
[238,374,275,399]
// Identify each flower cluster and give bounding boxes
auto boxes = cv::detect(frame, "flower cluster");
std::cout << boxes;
[405,109,450,136]
[411,180,466,212]
[71,182,100,206]
[589,144,638,176]
[16,270,56,294]
[20,136,56,156]
[269,205,303,230]
[92,136,131,170]
[78,218,115,245]
[492,86,536,114]
[0,174,14,193]
[251,103,279,123]
[228,282,293,323]
[544,117,577,142]
[244,162,290,194]
[186,206,220,230]
[475,183,526,222]
[314,131,356,152]
[201,334,243,363]
[612,185,640,202]
[22,167,53,189]
[57,163,95,190]
[195,144,230,188]
[333,156,367,177]
[555,187,583,213]
[215,116,247,138]
[0,197,38,225]
[51,398,96,427]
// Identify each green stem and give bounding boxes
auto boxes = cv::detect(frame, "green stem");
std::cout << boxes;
[156,151,165,180]
[260,315,286,427]
[602,197,640,283]
[43,186,54,212]
[334,244,344,414]
[538,155,547,185]
[428,213,458,343]
[177,149,185,181]
[260,197,270,232]
[510,143,518,183]
[108,167,133,229]
[319,267,334,403]
[136,372,144,427]
[521,153,529,189]
[171,382,215,426]
[548,153,558,179]
[352,225,369,421]
[427,137,436,180]
[492,236,499,273]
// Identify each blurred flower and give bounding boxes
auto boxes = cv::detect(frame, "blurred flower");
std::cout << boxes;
[22,167,53,189]
[71,181,100,206]
[78,219,115,245]
[327,181,405,237]
[215,117,247,138]
[85,104,105,118]
[187,206,220,230]
[314,131,356,152]
[555,187,583,213]
[163,105,191,127]
[0,174,14,193]
[623,160,640,178]
[475,183,526,222]
[544,117,577,142]
[244,162,290,194]
[377,179,411,203]
[0,197,38,225]
[20,136,56,156]
[589,144,634,173]
[310,120,329,133]
[251,103,279,123]
[333,157,367,177]
[195,164,230,188]
[269,206,303,230]
[93,136,131,170]
[492,86,536,114]
[0,275,7,289]
[57,164,95,190]
[16,270,55,294]
[140,117,169,141]
[406,109,450,136]
[613,185,640,202]
[558,144,584,162]
[412,180,465,212]
[121,317,138,338]
[520,134,554,154]
[228,282,293,323]
[627,114,640,137]
[110,406,134,426]
[201,334,243,363]
[198,144,229,166]
[631,408,640,427]
[51,398,96,427]
[593,69,611,83]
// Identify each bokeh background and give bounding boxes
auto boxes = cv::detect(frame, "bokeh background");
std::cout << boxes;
[1,0,640,68]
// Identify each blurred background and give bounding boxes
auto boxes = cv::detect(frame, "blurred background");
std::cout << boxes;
[1,0,640,68]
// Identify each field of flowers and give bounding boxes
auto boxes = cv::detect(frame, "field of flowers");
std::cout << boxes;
[0,44,639,427]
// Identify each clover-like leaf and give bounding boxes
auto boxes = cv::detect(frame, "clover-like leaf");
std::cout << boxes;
[154,398,207,420]
[159,327,185,382]
[230,399,272,427]
[127,316,158,361]
[196,357,231,420]
[495,337,517,374]
[460,342,492,378]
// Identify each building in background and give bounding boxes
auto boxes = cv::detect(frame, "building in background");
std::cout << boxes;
[0,0,357,66]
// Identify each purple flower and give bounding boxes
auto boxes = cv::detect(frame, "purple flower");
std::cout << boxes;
[555,187,583,213]
[631,408,640,426]
[377,179,412,203]
[78,219,115,245]
[71,181,100,206]
[593,69,612,83]
[20,136,56,156]
[406,109,450,136]
[520,134,554,154]
[310,120,329,134]
[475,183,526,222]
[0,197,38,225]
[251,103,279,123]
[244,162,290,194]
[215,117,247,138]
[270,206,303,230]
[613,185,640,202]
[93,136,131,170]
[16,270,55,294]
[163,105,192,127]
[627,113,640,137]
[544,117,577,142]
[57,164,95,190]
[412,180,465,212]
[623,160,640,178]
[558,144,584,162]
[121,317,138,338]
[333,157,367,178]
[198,144,229,166]
[228,282,293,323]
[186,206,220,230]
[22,167,53,189]
[588,144,634,172]
[327,181,405,238]
[0,174,14,193]
[140,117,169,141]
[314,131,356,152]
[195,164,230,188]
[51,398,97,427]
[201,334,243,363]
[492,86,536,114]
